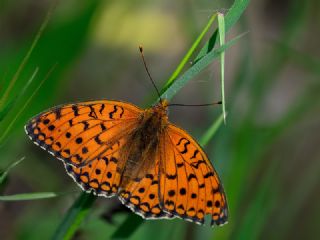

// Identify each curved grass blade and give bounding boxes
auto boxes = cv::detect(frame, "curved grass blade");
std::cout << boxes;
[0,100,15,122]
[0,2,55,109]
[200,113,225,147]
[0,157,24,184]
[52,192,96,240]
[111,214,143,240]
[0,65,56,144]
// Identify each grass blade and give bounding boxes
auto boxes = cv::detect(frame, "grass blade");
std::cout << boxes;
[0,65,55,144]
[195,0,250,61]
[218,13,227,124]
[0,157,24,184]
[200,113,225,147]
[224,0,250,32]
[0,3,55,109]
[0,100,15,122]
[162,33,246,101]
[52,192,96,240]
[0,66,38,122]
[0,192,61,201]
[111,215,144,240]
[161,14,217,94]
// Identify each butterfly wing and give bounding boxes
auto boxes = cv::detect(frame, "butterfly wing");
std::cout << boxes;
[118,152,174,219]
[25,100,142,166]
[159,124,228,226]
[25,100,142,197]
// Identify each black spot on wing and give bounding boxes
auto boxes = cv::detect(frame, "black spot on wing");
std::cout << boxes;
[204,172,214,178]
[188,174,196,181]
[94,135,103,145]
[119,106,124,118]
[166,173,177,180]
[177,163,184,168]
[89,105,98,119]
[54,108,62,119]
[72,105,79,116]
[191,160,206,169]
[100,123,107,131]
[81,121,89,130]
[109,105,118,119]
[190,149,199,159]
[176,137,188,146]
[180,140,190,154]
[99,104,105,115]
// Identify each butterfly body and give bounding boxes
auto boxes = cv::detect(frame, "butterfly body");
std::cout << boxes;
[118,100,168,186]
[25,99,228,226]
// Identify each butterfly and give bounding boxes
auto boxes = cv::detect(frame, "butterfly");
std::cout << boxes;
[25,98,228,226]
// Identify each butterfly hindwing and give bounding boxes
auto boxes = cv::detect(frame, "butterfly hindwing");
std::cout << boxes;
[25,100,142,167]
[64,140,126,197]
[159,124,228,226]
[118,156,174,219]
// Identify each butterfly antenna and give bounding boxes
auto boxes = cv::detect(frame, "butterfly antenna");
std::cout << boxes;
[139,46,162,102]
[168,101,222,107]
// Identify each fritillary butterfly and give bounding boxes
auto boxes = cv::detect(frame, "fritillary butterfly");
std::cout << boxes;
[25,99,228,226]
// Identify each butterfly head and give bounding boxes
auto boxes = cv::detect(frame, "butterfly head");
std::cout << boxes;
[144,99,169,123]
[154,99,169,115]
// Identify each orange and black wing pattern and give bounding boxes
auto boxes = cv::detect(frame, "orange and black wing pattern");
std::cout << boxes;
[25,100,142,197]
[159,124,228,226]
[118,154,174,219]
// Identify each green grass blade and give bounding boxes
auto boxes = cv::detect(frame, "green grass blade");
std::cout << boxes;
[0,64,37,121]
[161,14,217,94]
[162,33,246,101]
[0,65,54,144]
[195,0,250,61]
[0,3,54,109]
[111,215,144,240]
[234,161,279,240]
[0,192,61,201]
[200,113,225,147]
[218,13,227,124]
[224,0,250,32]
[52,192,96,240]
[0,157,24,184]
[0,99,15,122]
[0,66,38,123]
[194,30,219,63]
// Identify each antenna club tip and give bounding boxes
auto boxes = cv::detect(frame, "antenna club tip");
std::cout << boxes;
[217,101,222,105]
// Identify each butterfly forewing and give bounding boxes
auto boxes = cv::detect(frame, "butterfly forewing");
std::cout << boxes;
[25,100,142,167]
[25,100,142,197]
[159,124,228,226]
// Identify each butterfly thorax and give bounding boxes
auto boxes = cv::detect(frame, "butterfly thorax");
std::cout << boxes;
[119,100,169,186]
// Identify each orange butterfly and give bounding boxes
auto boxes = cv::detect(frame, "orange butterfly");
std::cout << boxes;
[25,98,228,226]
[25,46,227,226]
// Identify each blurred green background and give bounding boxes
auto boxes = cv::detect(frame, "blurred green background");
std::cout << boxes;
[0,0,320,239]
